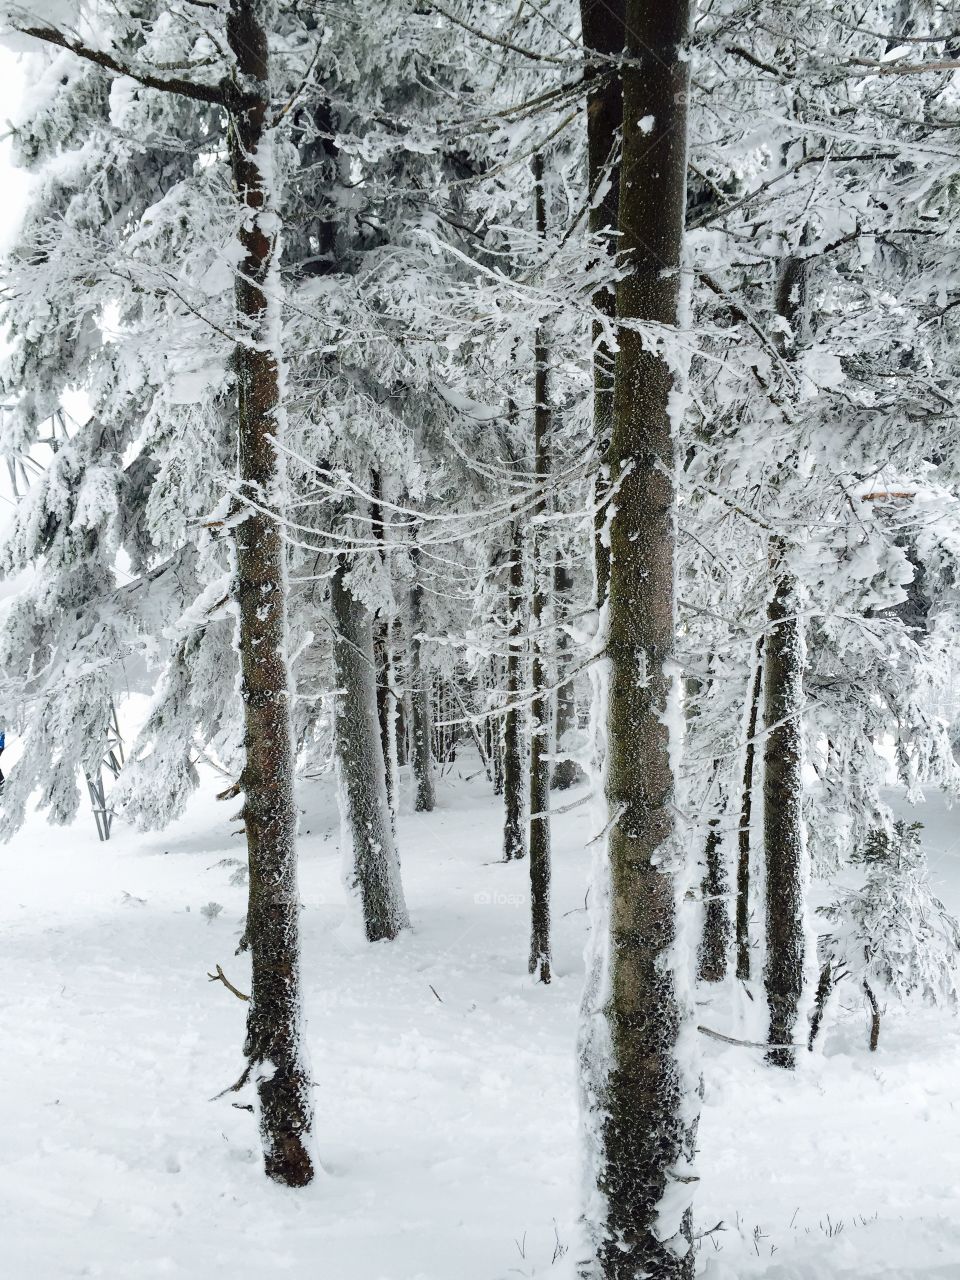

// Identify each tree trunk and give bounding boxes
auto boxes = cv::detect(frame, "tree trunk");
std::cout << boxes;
[528,153,551,984]
[502,519,526,861]
[579,0,625,607]
[697,794,729,984]
[762,553,806,1068]
[371,470,397,819]
[580,4,696,1276]
[807,959,833,1050]
[863,980,881,1052]
[227,0,315,1188]
[331,556,409,941]
[551,557,582,790]
[375,632,399,821]
[408,547,436,812]
[736,641,763,981]
[763,252,809,1069]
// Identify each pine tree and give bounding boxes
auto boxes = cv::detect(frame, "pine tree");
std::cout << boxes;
[579,3,698,1276]
[814,822,960,1051]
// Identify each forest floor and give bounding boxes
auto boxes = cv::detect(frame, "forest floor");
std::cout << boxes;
[1,752,959,1279]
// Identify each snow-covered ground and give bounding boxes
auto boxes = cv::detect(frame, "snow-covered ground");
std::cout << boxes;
[2,759,959,1278]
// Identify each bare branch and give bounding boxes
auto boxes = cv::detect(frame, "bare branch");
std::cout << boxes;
[207,963,250,1001]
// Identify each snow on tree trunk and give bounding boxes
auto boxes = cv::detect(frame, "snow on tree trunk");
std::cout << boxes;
[502,519,526,861]
[697,793,729,984]
[552,557,583,791]
[762,550,807,1067]
[579,0,624,609]
[371,471,397,820]
[736,640,764,981]
[579,3,698,1275]
[763,252,812,1069]
[331,556,409,941]
[227,0,315,1188]
[408,546,436,814]
[528,154,551,984]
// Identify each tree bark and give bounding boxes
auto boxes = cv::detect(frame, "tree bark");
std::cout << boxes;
[551,557,582,790]
[736,641,764,981]
[502,519,526,861]
[580,4,696,1276]
[697,795,729,984]
[227,0,315,1188]
[331,556,409,941]
[579,0,625,607]
[371,470,397,819]
[807,959,833,1050]
[763,252,809,1069]
[528,153,551,984]
[762,553,806,1068]
[408,546,436,812]
[864,980,881,1051]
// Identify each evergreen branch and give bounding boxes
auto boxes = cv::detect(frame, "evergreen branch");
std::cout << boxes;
[14,22,227,105]
[424,1,570,65]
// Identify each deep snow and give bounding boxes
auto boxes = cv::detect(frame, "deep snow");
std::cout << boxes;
[1,757,959,1278]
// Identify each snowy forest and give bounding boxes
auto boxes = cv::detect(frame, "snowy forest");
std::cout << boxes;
[1,1,959,1277]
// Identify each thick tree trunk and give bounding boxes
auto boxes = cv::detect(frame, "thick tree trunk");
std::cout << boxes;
[580,5,697,1277]
[408,547,436,812]
[528,154,551,984]
[551,558,582,790]
[762,553,806,1068]
[227,0,315,1188]
[736,641,764,981]
[579,0,625,607]
[331,557,409,941]
[502,519,526,861]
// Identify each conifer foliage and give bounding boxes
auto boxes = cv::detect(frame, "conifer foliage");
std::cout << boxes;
[0,0,959,1273]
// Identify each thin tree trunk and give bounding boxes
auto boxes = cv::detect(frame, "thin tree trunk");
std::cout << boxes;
[807,959,833,1050]
[371,470,396,818]
[227,0,314,1188]
[331,556,409,941]
[863,980,881,1051]
[580,4,696,1276]
[763,552,806,1068]
[697,792,729,984]
[551,557,582,790]
[409,546,435,812]
[528,153,551,984]
[736,640,764,981]
[489,661,505,794]
[579,0,625,607]
[763,253,809,1069]
[502,519,526,861]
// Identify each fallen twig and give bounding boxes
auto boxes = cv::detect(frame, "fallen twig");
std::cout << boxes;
[697,1024,804,1050]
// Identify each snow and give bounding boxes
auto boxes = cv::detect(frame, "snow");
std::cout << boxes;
[2,756,960,1278]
